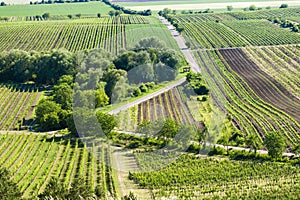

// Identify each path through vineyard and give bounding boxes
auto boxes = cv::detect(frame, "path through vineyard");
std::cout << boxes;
[112,147,153,199]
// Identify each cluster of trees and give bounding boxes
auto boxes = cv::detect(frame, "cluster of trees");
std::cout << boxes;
[158,8,185,34]
[0,49,77,84]
[0,1,6,6]
[33,38,184,132]
[243,4,287,11]
[269,17,300,32]
[102,0,151,16]
[186,72,209,96]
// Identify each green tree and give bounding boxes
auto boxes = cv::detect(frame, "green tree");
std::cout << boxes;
[279,4,288,8]
[42,12,50,19]
[35,100,62,131]
[102,69,127,100]
[249,5,257,11]
[227,5,233,11]
[95,83,109,107]
[264,132,285,159]
[0,168,22,200]
[96,112,118,136]
[157,118,179,139]
[246,134,261,154]
[75,13,81,18]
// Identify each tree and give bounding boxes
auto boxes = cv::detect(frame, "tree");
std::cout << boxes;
[246,134,261,154]
[157,118,179,139]
[35,100,62,131]
[0,168,23,200]
[108,10,115,17]
[96,112,118,136]
[67,14,72,19]
[249,5,257,11]
[102,69,127,101]
[279,4,288,8]
[227,5,233,11]
[75,13,81,18]
[97,13,101,18]
[42,12,50,19]
[0,2,6,6]
[95,83,109,107]
[53,81,73,110]
[264,132,285,159]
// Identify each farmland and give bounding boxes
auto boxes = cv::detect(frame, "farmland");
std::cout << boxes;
[0,1,113,17]
[0,133,117,199]
[0,2,300,200]
[0,84,41,131]
[0,16,178,53]
[131,154,300,199]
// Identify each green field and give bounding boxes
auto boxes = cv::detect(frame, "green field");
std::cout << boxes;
[132,154,300,199]
[0,15,178,53]
[0,133,117,199]
[115,0,297,7]
[0,1,113,17]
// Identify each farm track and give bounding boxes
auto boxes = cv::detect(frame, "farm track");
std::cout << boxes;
[220,48,300,123]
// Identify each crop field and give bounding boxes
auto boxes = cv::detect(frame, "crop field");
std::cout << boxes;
[222,20,300,46]
[0,16,178,53]
[116,88,202,131]
[228,7,300,20]
[0,84,41,131]
[0,133,117,199]
[0,1,113,17]
[180,21,249,49]
[126,23,180,50]
[131,154,300,199]
[220,48,300,123]
[193,49,300,145]
[242,46,300,99]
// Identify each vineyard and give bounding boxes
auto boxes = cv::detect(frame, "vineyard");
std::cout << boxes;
[180,21,248,49]
[242,46,300,98]
[116,87,206,132]
[0,84,41,131]
[222,20,300,46]
[131,154,300,199]
[0,133,118,199]
[0,16,178,54]
[193,49,300,146]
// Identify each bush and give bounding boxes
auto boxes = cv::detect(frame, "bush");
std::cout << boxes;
[279,4,288,8]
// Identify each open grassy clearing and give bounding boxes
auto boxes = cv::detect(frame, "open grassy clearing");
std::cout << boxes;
[0,1,113,16]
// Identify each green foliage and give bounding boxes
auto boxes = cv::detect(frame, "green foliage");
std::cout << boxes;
[227,5,233,11]
[264,132,285,159]
[186,72,209,95]
[38,177,93,200]
[96,112,118,136]
[35,99,62,131]
[122,191,137,200]
[157,118,179,139]
[280,4,288,8]
[0,168,22,200]
[135,37,166,50]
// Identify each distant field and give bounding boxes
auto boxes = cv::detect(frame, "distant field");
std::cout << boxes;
[122,1,300,11]
[0,2,113,16]
[115,0,296,6]
[0,15,178,53]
